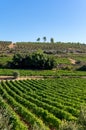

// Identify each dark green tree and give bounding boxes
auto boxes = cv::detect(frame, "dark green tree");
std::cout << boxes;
[50,38,54,43]
[9,52,57,70]
[8,54,24,68]
[36,37,40,42]
[43,36,47,42]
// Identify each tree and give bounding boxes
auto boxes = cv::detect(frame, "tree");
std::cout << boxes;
[9,52,57,70]
[50,38,54,43]
[8,54,24,68]
[36,37,40,42]
[13,71,20,79]
[43,36,47,42]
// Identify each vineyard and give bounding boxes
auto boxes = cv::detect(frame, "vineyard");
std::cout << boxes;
[0,41,86,129]
[15,42,86,54]
[0,78,86,130]
[0,41,86,55]
[0,41,86,71]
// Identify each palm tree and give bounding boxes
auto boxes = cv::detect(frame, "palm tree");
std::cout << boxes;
[36,37,40,42]
[43,36,46,42]
[50,38,54,43]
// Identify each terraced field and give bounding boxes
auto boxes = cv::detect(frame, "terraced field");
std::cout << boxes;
[0,78,86,130]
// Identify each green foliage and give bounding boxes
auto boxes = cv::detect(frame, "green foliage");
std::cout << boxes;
[63,65,73,70]
[9,51,57,70]
[0,56,12,68]
[0,82,49,130]
[0,41,86,55]
[0,68,86,77]
[0,41,12,44]
[43,36,47,42]
[59,120,78,130]
[77,65,86,71]
[59,107,86,130]
[0,96,28,130]
[13,71,20,79]
[0,107,12,130]
[36,37,40,42]
[78,106,86,129]
[0,78,86,129]
[32,123,47,130]
[50,37,54,43]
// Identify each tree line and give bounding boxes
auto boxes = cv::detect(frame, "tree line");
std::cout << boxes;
[8,50,57,70]
[36,37,54,43]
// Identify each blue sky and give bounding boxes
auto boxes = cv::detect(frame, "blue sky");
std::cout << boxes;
[0,0,86,43]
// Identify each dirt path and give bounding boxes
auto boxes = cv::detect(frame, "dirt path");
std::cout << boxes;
[8,43,16,49]
[68,58,76,64]
[0,76,45,81]
[0,75,86,81]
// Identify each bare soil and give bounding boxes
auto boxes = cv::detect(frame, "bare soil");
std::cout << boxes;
[8,43,16,49]
[68,58,76,64]
[0,75,86,81]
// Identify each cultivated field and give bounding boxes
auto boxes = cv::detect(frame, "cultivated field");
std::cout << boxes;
[0,41,86,129]
[0,78,86,129]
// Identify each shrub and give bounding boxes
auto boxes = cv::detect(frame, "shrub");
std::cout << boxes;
[59,106,86,130]
[13,71,20,79]
[59,120,78,130]
[32,123,46,130]
[0,107,12,130]
[78,106,86,130]
[77,65,86,71]
[9,51,57,70]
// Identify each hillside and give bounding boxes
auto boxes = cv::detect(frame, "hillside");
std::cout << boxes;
[0,41,86,130]
[0,41,86,71]
[0,41,86,55]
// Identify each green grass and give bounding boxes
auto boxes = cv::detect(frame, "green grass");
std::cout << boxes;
[0,68,86,76]
[56,57,71,64]
[0,56,12,67]
[68,54,86,62]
